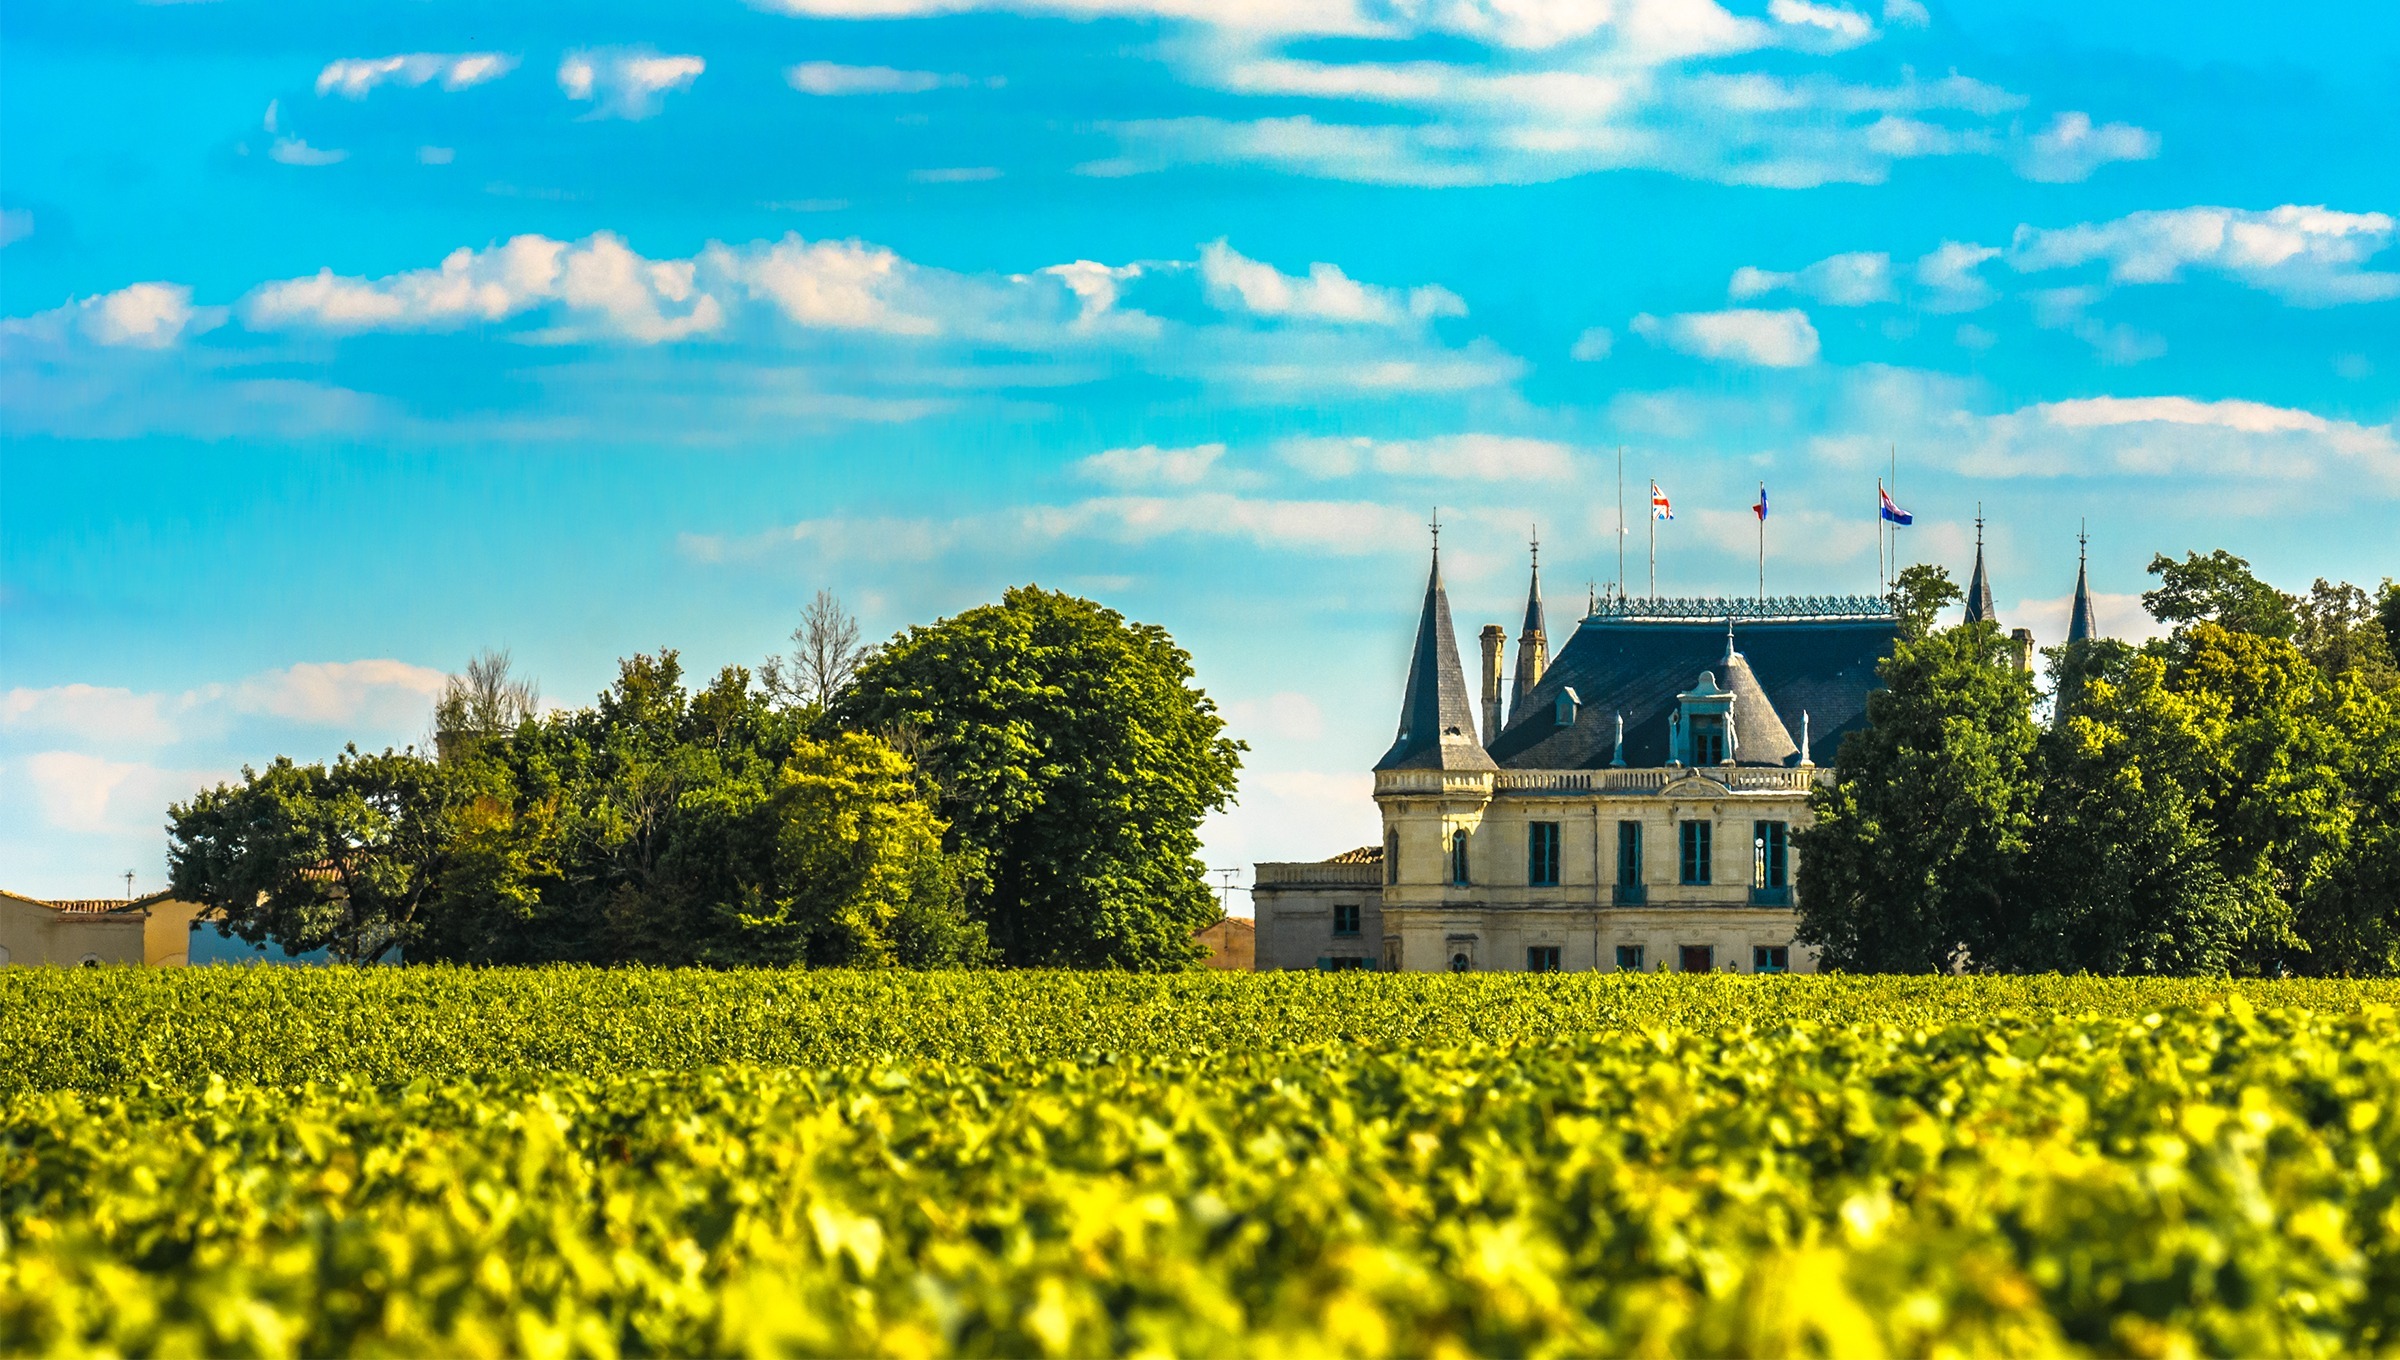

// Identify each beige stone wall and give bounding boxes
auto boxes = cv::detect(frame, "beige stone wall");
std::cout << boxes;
[1252,863,1384,970]
[0,892,146,967]
[1193,917,1256,970]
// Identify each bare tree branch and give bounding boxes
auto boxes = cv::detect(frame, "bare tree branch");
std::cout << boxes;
[763,589,875,710]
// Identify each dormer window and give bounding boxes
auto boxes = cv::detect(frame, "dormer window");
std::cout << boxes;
[1691,715,1726,765]
[1554,686,1580,728]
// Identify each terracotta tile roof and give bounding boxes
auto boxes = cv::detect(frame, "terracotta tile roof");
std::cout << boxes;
[1326,845,1384,864]
[41,898,139,915]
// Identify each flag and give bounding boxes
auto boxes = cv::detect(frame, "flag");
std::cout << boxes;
[1650,482,1673,520]
[1753,484,1768,521]
[1878,479,1912,526]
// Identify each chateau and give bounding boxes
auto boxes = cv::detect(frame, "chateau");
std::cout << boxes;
[1252,530,2096,974]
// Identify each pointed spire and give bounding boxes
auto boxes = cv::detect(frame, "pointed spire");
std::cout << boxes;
[1963,504,1998,625]
[1521,526,1546,637]
[1375,520,1497,772]
[1510,526,1549,721]
[2067,520,2098,645]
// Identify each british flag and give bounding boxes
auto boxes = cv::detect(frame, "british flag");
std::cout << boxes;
[1650,482,1673,520]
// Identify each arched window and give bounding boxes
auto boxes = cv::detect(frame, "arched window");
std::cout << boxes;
[1384,829,1399,885]
[1450,829,1469,886]
[1449,952,1472,973]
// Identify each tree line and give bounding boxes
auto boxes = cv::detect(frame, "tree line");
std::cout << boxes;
[1801,552,2400,976]
[167,587,1244,970]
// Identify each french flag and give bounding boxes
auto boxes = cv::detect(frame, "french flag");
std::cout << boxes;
[1878,480,1912,526]
[1650,481,1673,520]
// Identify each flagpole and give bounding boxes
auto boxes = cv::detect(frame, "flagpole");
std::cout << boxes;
[1756,484,1765,605]
[1876,477,1887,598]
[1616,446,1625,600]
[1648,480,1657,601]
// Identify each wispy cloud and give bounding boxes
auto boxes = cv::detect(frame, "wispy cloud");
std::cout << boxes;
[787,62,962,95]
[0,282,215,349]
[2011,111,2159,183]
[1078,442,1225,488]
[1200,240,1463,326]
[2009,204,2400,305]
[1631,307,1820,366]
[1279,433,1573,480]
[1729,251,1893,306]
[559,48,705,120]
[316,53,517,98]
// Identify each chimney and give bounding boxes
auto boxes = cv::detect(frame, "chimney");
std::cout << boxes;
[1478,624,1506,743]
[2009,627,2034,674]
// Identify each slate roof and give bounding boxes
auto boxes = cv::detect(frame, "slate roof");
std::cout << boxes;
[1963,542,1998,625]
[1485,612,1898,769]
[1719,644,1798,765]
[2067,555,2099,644]
[1375,554,1499,772]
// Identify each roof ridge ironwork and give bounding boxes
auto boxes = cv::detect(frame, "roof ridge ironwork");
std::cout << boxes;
[1585,594,1897,622]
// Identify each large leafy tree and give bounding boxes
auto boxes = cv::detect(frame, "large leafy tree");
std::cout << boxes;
[832,586,1244,970]
[168,748,460,963]
[2019,644,2245,974]
[2142,549,2298,641]
[1795,624,2038,972]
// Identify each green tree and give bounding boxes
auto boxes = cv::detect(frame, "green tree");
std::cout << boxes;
[168,747,458,963]
[2293,675,2400,975]
[2293,578,2400,693]
[1886,563,1962,640]
[1796,624,2039,972]
[831,586,1244,970]
[2142,549,2298,641]
[2020,644,2245,974]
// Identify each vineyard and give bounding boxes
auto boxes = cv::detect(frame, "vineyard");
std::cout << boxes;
[5,970,2399,1356]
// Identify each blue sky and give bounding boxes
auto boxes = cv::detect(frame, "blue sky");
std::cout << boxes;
[4,0,2396,903]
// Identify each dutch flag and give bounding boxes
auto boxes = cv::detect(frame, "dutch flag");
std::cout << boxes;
[1753,484,1768,521]
[1879,480,1912,526]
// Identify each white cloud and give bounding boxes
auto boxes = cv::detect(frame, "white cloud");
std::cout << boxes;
[316,53,517,98]
[787,62,955,95]
[1631,307,1820,366]
[2013,111,2159,183]
[1766,0,1875,47]
[910,166,1004,183]
[1570,326,1613,360]
[2008,204,2400,305]
[2,685,180,745]
[1200,240,1463,326]
[559,49,705,120]
[1728,251,1892,305]
[1913,240,2002,311]
[229,660,448,727]
[1078,442,1225,487]
[751,0,1622,50]
[0,209,31,248]
[418,146,455,164]
[1279,433,1573,480]
[243,233,723,343]
[1223,692,1326,743]
[703,234,933,335]
[0,282,212,349]
[1958,394,2400,485]
[1882,0,1930,25]
[270,137,347,167]
[18,752,178,834]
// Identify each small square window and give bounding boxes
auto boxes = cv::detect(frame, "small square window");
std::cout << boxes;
[1333,903,1361,937]
[1614,944,1644,972]
[1753,945,1790,974]
[1679,944,1714,973]
[1527,946,1562,972]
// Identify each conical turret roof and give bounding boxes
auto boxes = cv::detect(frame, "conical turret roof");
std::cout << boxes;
[1521,560,1546,637]
[1376,550,1498,772]
[1963,536,1997,626]
[1720,628,1798,766]
[2067,542,2098,644]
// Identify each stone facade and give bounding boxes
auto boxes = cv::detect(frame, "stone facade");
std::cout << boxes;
[1255,543,1902,974]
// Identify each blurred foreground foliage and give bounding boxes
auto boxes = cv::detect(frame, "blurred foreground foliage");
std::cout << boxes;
[5,970,2400,1356]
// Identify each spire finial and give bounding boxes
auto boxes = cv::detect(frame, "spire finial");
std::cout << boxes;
[2079,517,2088,566]
[1975,503,1985,549]
[1529,524,1540,572]
[1429,506,1441,559]
[1724,616,1737,663]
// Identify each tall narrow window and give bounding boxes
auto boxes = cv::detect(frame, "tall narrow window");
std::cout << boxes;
[1752,821,1790,888]
[1617,822,1641,883]
[1526,946,1562,972]
[1451,829,1470,886]
[1384,829,1399,885]
[1527,821,1561,886]
[1679,820,1712,885]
